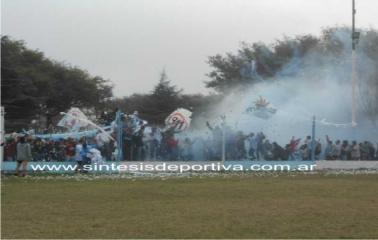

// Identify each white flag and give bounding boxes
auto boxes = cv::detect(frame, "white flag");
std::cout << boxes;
[245,96,277,119]
[57,108,89,131]
[165,108,192,133]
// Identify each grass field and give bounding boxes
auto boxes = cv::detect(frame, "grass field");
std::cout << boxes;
[2,173,378,239]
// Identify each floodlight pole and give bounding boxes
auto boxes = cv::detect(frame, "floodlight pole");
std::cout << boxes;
[0,107,5,163]
[351,0,358,126]
[352,0,356,50]
[311,116,316,161]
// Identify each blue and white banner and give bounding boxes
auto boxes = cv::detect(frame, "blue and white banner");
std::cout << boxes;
[57,107,89,131]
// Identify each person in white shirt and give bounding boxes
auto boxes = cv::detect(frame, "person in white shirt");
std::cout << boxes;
[87,148,103,164]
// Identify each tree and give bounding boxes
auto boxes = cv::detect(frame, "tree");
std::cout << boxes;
[112,70,222,127]
[1,36,113,131]
[205,40,297,93]
[205,27,378,122]
[145,69,182,124]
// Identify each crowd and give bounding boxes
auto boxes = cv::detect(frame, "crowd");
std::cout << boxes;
[3,123,378,162]
[3,110,378,163]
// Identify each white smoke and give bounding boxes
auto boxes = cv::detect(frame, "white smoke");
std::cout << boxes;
[200,28,378,145]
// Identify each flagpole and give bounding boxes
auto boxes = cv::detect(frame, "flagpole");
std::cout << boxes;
[116,110,123,161]
[221,115,226,163]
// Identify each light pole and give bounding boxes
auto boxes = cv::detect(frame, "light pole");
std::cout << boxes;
[351,0,359,126]
[0,107,5,163]
[311,116,316,161]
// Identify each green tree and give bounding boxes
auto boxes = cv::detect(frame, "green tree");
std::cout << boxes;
[205,27,378,122]
[145,69,182,124]
[1,36,113,131]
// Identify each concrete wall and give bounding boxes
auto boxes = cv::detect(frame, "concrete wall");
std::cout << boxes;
[315,160,378,170]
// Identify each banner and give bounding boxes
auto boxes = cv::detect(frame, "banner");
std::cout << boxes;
[245,96,277,119]
[164,108,192,133]
[57,108,89,131]
[32,126,113,140]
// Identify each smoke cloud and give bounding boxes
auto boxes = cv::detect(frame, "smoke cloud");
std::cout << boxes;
[196,28,378,145]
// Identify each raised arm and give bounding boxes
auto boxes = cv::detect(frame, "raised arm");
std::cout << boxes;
[325,135,331,143]
[206,121,214,131]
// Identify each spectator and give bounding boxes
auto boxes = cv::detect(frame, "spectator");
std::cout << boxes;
[300,144,309,160]
[315,140,322,160]
[360,141,369,160]
[81,142,91,170]
[271,142,288,160]
[235,131,246,160]
[64,139,75,161]
[4,138,17,161]
[166,134,179,161]
[262,139,273,160]
[351,141,360,160]
[288,136,301,160]
[15,136,32,177]
[75,139,84,172]
[367,142,376,160]
[324,140,334,160]
[340,140,350,160]
[255,132,265,160]
[334,140,342,159]
[181,137,193,161]
[246,133,257,160]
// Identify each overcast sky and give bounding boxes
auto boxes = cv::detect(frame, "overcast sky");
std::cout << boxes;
[2,0,378,97]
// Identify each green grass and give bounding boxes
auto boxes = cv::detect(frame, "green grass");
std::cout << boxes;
[2,174,378,239]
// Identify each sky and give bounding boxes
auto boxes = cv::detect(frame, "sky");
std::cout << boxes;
[2,0,378,97]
